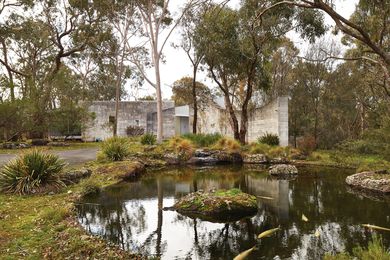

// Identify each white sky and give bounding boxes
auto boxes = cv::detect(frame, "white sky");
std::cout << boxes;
[128,0,359,100]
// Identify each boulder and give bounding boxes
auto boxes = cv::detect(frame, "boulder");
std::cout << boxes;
[167,188,258,222]
[269,164,298,176]
[163,153,180,165]
[243,154,268,164]
[187,150,243,165]
[187,156,218,165]
[61,168,92,184]
[346,171,390,194]
[211,151,243,164]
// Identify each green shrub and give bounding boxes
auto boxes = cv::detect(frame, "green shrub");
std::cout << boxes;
[140,133,156,145]
[0,150,66,194]
[337,139,380,155]
[101,137,130,161]
[182,133,222,147]
[258,133,279,146]
[213,137,241,152]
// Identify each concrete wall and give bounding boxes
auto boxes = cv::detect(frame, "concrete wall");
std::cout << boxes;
[82,101,175,141]
[197,96,289,146]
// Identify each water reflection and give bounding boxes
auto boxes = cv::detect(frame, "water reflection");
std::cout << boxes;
[77,165,390,259]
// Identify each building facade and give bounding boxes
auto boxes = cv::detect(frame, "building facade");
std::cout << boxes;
[82,97,288,146]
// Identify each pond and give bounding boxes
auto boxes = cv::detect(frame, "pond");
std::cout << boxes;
[76,165,390,259]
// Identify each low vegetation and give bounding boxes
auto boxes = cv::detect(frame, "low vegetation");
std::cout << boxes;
[169,137,194,161]
[213,137,241,152]
[101,136,130,161]
[182,133,222,147]
[258,133,279,146]
[140,133,157,145]
[0,150,66,194]
[324,235,390,260]
[0,160,144,259]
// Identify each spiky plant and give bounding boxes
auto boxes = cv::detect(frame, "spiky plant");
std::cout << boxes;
[140,133,156,145]
[258,133,280,146]
[101,136,130,161]
[0,150,66,195]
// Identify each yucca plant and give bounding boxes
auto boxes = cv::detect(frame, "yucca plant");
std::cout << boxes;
[0,150,66,195]
[101,136,130,161]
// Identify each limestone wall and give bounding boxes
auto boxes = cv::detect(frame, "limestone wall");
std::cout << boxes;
[82,101,175,141]
[197,96,289,146]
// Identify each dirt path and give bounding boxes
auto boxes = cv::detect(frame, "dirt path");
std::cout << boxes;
[0,148,99,168]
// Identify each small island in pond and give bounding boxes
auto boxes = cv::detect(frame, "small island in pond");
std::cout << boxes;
[167,188,258,222]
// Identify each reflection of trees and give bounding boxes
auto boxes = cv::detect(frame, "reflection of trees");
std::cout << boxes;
[76,165,390,259]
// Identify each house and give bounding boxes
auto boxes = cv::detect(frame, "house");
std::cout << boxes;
[82,97,288,146]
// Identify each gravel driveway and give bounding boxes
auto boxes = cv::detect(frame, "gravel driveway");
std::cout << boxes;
[0,148,99,168]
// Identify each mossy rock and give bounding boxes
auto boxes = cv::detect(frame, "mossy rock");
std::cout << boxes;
[170,188,258,222]
[95,161,145,181]
[346,170,390,194]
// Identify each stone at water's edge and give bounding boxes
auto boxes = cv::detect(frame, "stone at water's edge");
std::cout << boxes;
[169,189,258,222]
[346,171,390,193]
[269,164,298,176]
[243,154,268,164]
[187,150,243,165]
[60,168,92,184]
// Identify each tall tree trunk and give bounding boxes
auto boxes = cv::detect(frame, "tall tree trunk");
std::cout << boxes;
[154,55,163,143]
[114,80,120,137]
[192,67,198,133]
[224,94,240,140]
[239,78,253,144]
[1,38,15,101]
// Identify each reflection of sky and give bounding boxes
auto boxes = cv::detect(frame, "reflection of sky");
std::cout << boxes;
[77,166,390,259]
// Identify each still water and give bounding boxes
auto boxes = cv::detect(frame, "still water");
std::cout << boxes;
[76,165,390,259]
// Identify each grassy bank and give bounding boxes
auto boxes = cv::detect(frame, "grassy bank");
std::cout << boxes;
[0,160,144,260]
[301,150,390,172]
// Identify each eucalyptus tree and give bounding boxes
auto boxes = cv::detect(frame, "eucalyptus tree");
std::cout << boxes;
[101,0,142,136]
[132,0,203,142]
[258,0,390,87]
[177,3,208,133]
[171,77,211,107]
[0,0,107,138]
[194,0,325,144]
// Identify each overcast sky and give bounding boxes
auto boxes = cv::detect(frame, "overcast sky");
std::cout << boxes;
[129,0,358,100]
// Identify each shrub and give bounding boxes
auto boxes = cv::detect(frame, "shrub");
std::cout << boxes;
[297,135,316,155]
[31,139,49,146]
[140,133,156,145]
[101,137,130,161]
[182,133,222,147]
[169,137,194,161]
[213,137,241,152]
[267,146,288,158]
[248,143,271,154]
[0,150,66,194]
[258,133,279,146]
